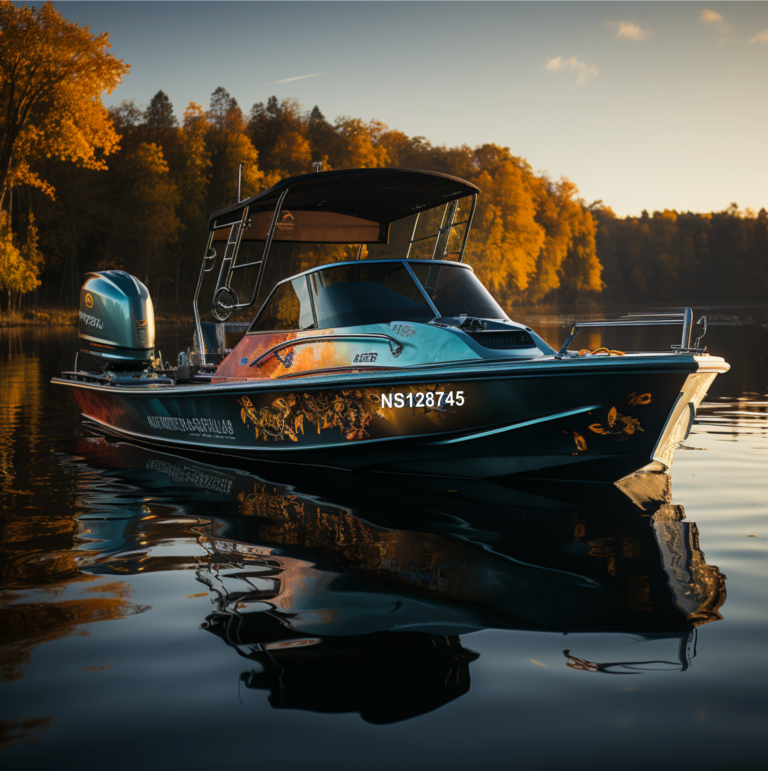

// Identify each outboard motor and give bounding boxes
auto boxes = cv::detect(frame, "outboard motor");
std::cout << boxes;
[78,271,155,370]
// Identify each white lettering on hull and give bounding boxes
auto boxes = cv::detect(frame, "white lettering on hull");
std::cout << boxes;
[146,414,235,437]
[380,391,465,409]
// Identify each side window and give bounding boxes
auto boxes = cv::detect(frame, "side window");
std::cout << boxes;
[410,264,508,320]
[250,277,315,332]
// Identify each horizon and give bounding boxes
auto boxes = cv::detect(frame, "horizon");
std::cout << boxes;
[20,1,768,216]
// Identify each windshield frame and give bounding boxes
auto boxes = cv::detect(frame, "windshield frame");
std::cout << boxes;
[247,259,501,334]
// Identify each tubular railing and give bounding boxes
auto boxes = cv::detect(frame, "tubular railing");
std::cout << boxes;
[249,333,405,369]
[404,194,476,262]
[556,308,708,358]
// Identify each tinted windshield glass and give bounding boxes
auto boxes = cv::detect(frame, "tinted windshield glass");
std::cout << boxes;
[410,264,508,319]
[250,277,315,332]
[309,263,433,328]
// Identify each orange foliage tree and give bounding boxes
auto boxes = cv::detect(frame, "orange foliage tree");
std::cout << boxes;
[125,143,181,289]
[0,1,129,207]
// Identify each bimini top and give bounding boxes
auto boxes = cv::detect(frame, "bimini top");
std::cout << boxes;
[208,168,479,245]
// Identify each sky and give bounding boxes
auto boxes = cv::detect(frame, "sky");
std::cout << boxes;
[47,1,768,217]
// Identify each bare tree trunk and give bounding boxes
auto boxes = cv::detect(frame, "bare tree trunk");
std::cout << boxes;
[0,147,16,213]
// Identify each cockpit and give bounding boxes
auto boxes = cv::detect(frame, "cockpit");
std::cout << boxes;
[193,169,552,376]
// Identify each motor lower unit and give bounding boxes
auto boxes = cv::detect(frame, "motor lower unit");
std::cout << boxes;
[79,271,155,369]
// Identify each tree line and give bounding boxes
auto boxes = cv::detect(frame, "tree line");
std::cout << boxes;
[5,83,604,313]
[592,204,768,305]
[1,3,766,316]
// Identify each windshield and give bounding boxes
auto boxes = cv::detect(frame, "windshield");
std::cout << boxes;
[248,261,507,333]
[249,277,315,332]
[410,263,508,319]
[308,263,434,328]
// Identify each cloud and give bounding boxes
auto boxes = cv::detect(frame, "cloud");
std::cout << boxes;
[264,72,329,85]
[701,9,724,24]
[545,55,598,84]
[616,21,647,40]
[751,28,768,43]
[700,8,736,43]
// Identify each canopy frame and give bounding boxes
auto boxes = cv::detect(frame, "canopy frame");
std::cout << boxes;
[193,169,479,363]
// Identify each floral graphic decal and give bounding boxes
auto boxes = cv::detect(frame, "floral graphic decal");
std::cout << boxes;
[572,431,588,451]
[588,392,651,440]
[237,385,445,443]
[238,391,373,442]
[567,392,652,452]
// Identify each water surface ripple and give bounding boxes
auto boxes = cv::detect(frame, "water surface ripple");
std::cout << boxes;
[1,322,766,768]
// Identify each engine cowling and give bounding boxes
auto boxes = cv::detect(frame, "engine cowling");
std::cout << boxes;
[79,271,155,369]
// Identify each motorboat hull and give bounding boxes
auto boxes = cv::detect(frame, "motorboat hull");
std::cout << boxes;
[54,354,727,482]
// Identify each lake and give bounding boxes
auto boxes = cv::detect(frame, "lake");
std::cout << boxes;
[1,315,766,769]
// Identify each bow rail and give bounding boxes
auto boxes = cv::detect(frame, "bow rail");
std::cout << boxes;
[556,308,708,359]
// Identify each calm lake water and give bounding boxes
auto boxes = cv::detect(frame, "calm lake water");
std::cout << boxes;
[1,315,766,769]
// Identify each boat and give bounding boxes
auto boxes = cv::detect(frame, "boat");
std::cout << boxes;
[53,167,730,482]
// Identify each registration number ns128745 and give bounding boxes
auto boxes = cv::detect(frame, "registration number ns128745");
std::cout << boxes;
[380,391,465,409]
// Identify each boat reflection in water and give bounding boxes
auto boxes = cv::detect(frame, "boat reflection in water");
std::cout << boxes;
[69,432,727,723]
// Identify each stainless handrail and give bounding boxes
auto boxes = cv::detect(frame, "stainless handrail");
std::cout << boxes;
[457,194,477,263]
[403,194,476,262]
[192,230,216,366]
[556,307,705,358]
[432,199,459,260]
[243,187,289,311]
[212,187,290,321]
[214,206,250,306]
[404,212,420,259]
[249,333,405,368]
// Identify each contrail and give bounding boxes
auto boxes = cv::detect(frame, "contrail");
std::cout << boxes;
[264,71,329,85]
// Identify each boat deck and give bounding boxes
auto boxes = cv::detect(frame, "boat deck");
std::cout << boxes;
[53,353,726,396]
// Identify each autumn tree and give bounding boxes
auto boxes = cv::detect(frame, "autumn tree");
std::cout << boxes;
[0,210,43,309]
[209,87,237,131]
[468,164,545,301]
[206,88,264,208]
[307,105,337,167]
[527,176,602,301]
[378,131,436,169]
[173,102,211,303]
[557,208,602,297]
[144,90,177,139]
[109,100,144,133]
[100,142,180,297]
[333,117,389,168]
[0,1,129,207]
[0,211,21,305]
[128,143,181,293]
[249,97,312,176]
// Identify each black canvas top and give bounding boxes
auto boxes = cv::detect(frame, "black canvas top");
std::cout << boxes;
[208,168,479,233]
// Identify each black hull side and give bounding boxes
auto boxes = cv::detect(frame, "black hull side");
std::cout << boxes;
[54,356,717,482]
